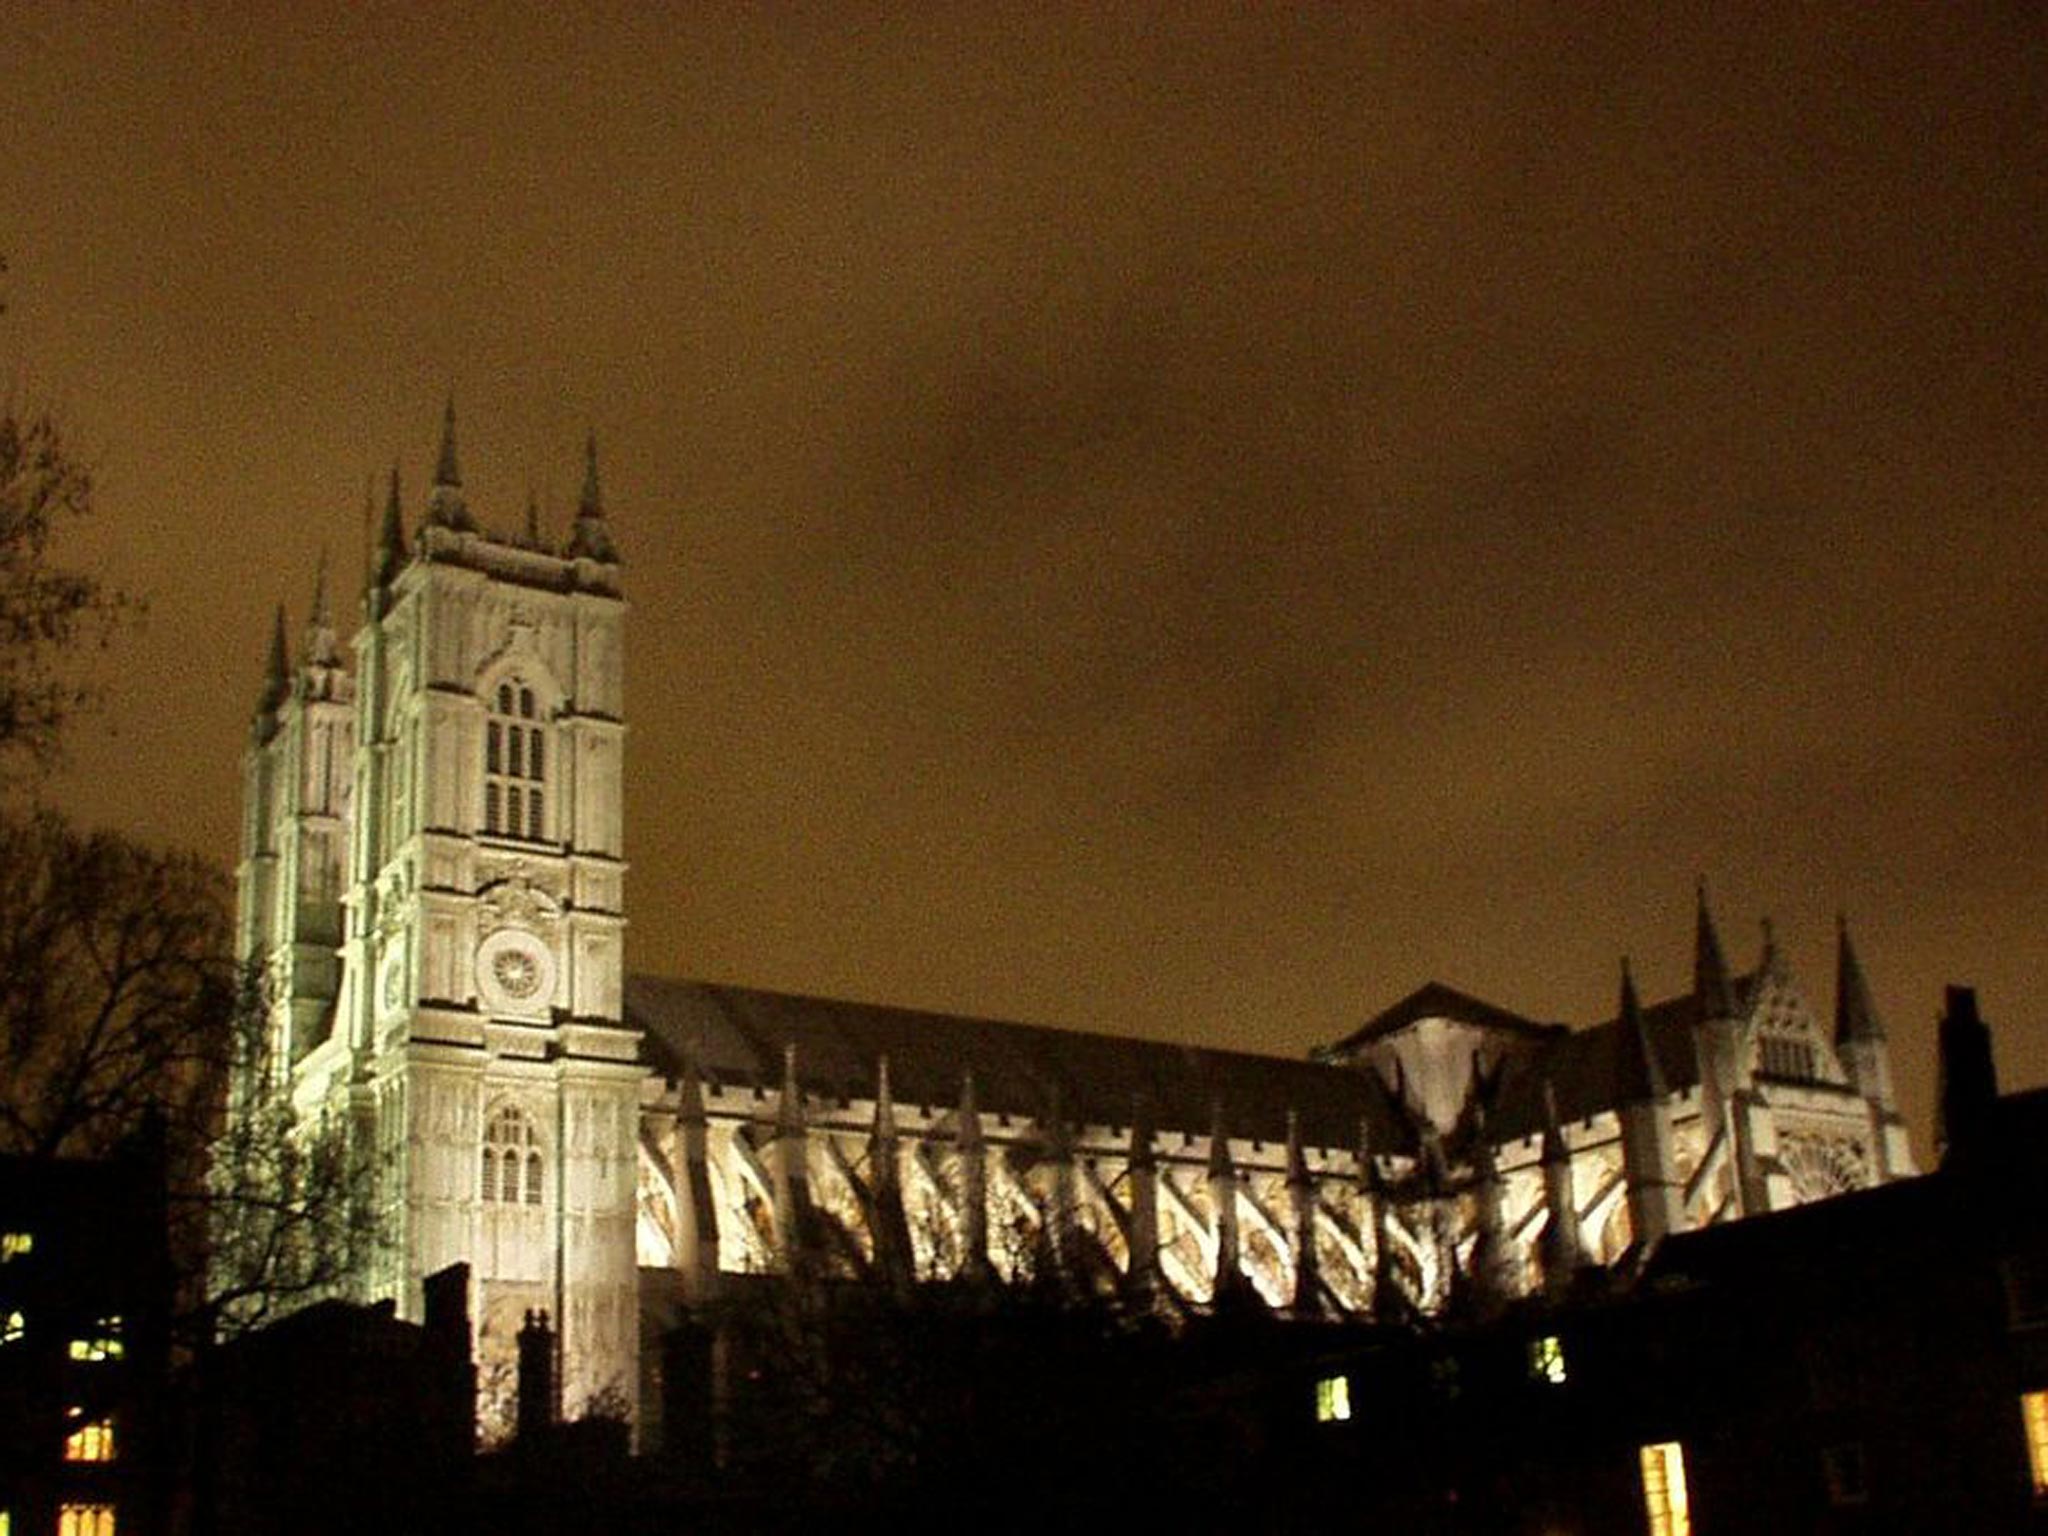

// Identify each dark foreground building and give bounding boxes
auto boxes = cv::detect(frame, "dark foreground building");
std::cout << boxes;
[1287,985,2048,1534]
[0,1141,171,1536]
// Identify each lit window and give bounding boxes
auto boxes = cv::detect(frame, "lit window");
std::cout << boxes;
[2,1309,22,1344]
[2023,1390,2048,1497]
[58,1506,115,1536]
[0,1231,30,1262]
[1314,1374,1351,1423]
[64,1411,116,1462]
[68,1317,124,1361]
[484,1105,542,1206]
[482,680,547,840]
[1639,1441,1691,1536]
[1529,1334,1568,1385]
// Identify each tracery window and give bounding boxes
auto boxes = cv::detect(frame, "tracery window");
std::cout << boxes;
[482,1105,544,1207]
[1782,1133,1870,1202]
[483,682,547,841]
[1757,1031,1818,1081]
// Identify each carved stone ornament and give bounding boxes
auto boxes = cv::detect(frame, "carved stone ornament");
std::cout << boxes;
[374,864,414,940]
[379,943,409,1015]
[478,865,563,934]
[475,618,548,697]
[477,927,555,1018]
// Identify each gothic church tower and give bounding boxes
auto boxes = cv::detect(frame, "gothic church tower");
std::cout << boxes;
[239,406,641,1429]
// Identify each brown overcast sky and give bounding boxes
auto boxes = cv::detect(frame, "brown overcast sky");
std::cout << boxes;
[3,3,2043,1157]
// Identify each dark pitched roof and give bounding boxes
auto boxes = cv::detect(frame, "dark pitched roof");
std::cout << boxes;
[1324,981,1566,1055]
[626,974,1414,1154]
[1488,982,1730,1141]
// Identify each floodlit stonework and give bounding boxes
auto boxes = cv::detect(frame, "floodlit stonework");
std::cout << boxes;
[234,408,1914,1443]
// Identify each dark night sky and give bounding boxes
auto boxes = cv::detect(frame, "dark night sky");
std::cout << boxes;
[4,4,2044,1156]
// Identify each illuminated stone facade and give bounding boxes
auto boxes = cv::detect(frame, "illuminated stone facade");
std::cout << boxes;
[236,410,1913,1443]
[239,412,637,1435]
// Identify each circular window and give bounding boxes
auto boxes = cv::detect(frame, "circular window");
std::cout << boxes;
[477,929,555,1017]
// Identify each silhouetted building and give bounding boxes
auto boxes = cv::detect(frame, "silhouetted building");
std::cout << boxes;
[0,1138,172,1536]
[1289,985,2048,1532]
[181,1263,472,1536]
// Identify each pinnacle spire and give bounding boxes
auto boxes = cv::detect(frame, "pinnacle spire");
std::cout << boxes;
[1615,957,1668,1104]
[259,602,290,713]
[567,429,618,562]
[677,1044,707,1126]
[1758,917,1788,983]
[304,550,339,667]
[777,1042,806,1136]
[435,395,462,488]
[1540,1078,1568,1163]
[372,463,407,587]
[1538,1077,1584,1292]
[1285,1106,1310,1187]
[1693,878,1737,1021]
[957,1068,982,1146]
[1207,1100,1234,1179]
[1834,913,1885,1045]
[872,1053,898,1143]
[579,429,602,517]
[425,397,474,532]
[310,548,330,626]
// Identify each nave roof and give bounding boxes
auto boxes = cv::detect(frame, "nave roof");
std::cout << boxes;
[626,974,1416,1156]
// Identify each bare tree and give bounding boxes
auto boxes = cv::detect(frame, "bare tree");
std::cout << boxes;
[199,1010,386,1340]
[0,262,132,775]
[0,807,383,1345]
[0,809,231,1159]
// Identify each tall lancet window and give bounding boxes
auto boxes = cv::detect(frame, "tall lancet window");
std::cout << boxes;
[484,681,547,840]
[483,1104,544,1206]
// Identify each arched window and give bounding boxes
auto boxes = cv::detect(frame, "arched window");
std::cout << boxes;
[483,1105,543,1206]
[484,681,548,841]
[1757,1030,1818,1082]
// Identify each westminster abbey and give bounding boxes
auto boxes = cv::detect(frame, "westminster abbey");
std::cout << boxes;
[234,408,1914,1442]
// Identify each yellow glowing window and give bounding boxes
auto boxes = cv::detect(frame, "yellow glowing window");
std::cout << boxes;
[68,1317,124,1361]
[1314,1374,1352,1423]
[64,1410,116,1462]
[1639,1441,1691,1536]
[2,1309,22,1344]
[2024,1390,2048,1496]
[0,1231,30,1262]
[58,1507,115,1536]
[1529,1334,1568,1385]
